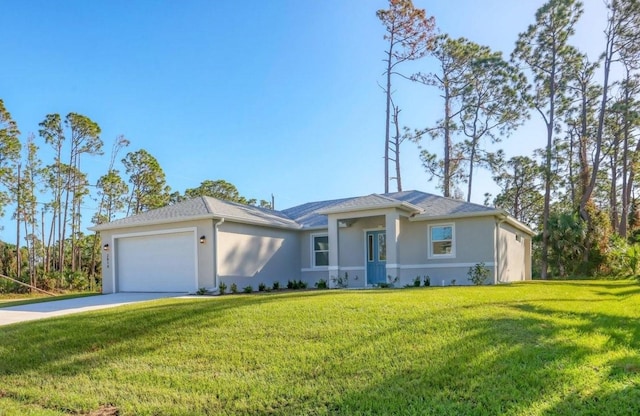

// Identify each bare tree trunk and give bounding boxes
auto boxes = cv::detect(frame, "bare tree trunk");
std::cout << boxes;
[539,51,558,280]
[47,211,56,273]
[620,131,629,237]
[443,83,452,198]
[30,212,37,288]
[392,103,402,192]
[541,125,553,280]
[71,178,77,273]
[567,129,576,207]
[580,3,615,232]
[24,219,32,287]
[467,139,478,203]
[60,169,72,273]
[611,144,619,231]
[40,210,46,280]
[15,164,21,281]
[383,36,394,194]
[578,132,589,202]
[619,70,633,238]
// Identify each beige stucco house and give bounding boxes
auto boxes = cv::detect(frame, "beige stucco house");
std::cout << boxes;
[90,190,534,293]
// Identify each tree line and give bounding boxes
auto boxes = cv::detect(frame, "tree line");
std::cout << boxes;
[0,103,267,292]
[378,0,640,278]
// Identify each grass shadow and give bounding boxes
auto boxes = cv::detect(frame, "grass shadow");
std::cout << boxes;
[330,291,640,415]
[1,283,640,414]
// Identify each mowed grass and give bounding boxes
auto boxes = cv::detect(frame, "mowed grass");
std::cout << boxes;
[0,292,98,307]
[1,281,640,415]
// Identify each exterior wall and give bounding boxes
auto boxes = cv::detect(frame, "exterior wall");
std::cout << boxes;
[304,214,502,288]
[101,211,530,294]
[99,219,215,294]
[497,222,531,282]
[217,222,300,289]
[395,217,497,286]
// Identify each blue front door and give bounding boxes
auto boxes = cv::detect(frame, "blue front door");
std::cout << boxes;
[366,230,386,286]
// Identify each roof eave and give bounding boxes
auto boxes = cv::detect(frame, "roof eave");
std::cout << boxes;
[89,213,220,232]
[300,225,329,231]
[410,210,500,222]
[499,213,536,236]
[90,213,302,232]
[318,201,422,216]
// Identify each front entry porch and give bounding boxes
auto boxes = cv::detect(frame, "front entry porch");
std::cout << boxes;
[322,202,415,288]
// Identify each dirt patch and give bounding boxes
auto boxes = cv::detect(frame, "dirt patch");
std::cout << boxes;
[88,404,119,416]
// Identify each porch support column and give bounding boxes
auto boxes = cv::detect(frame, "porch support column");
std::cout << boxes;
[327,215,339,288]
[385,210,400,284]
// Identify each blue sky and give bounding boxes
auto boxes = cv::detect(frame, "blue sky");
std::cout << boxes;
[1,0,607,240]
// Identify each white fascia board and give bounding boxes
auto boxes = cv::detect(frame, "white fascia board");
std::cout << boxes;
[90,214,302,232]
[301,226,329,232]
[502,215,536,236]
[89,214,219,231]
[409,210,500,222]
[318,201,421,216]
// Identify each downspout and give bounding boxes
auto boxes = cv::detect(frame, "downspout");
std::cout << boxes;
[494,216,507,284]
[213,218,225,290]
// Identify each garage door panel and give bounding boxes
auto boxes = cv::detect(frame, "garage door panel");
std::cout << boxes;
[116,231,196,292]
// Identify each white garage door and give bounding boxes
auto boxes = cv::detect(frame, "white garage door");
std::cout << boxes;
[116,231,196,292]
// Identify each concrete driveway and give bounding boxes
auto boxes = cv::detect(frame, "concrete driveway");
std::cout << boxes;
[0,292,187,327]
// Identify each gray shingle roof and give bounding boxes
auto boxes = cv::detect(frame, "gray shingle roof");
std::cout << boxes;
[91,190,501,232]
[284,190,498,229]
[92,197,212,230]
[204,197,299,227]
[91,196,300,231]
[389,191,497,217]
[279,197,352,229]
[316,193,422,215]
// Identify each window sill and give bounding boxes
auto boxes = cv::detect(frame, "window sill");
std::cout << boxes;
[428,254,456,260]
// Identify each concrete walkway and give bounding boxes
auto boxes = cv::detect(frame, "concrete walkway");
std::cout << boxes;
[0,292,186,327]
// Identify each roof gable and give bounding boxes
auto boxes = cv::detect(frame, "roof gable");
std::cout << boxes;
[90,196,299,231]
[203,197,299,228]
[316,193,423,215]
[93,197,212,229]
[280,197,352,229]
[283,190,500,229]
[388,191,497,217]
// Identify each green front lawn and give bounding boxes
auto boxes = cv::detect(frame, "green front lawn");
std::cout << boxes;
[1,281,639,415]
[0,292,98,308]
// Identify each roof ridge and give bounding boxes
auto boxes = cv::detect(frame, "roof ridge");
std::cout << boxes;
[200,195,214,214]
[368,193,402,203]
[202,195,295,219]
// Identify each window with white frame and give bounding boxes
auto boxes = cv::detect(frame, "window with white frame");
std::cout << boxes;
[429,224,455,257]
[312,234,329,267]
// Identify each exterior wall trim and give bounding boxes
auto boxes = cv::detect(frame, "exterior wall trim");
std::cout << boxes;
[307,263,495,272]
[399,262,495,270]
[302,266,364,273]
[341,266,366,271]
[301,267,328,272]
